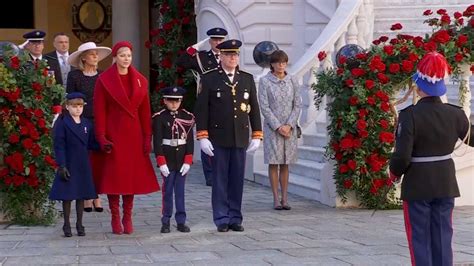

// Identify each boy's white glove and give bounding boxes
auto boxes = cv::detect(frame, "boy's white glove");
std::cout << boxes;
[159,164,170,177]
[199,138,214,156]
[246,139,261,153]
[180,163,191,176]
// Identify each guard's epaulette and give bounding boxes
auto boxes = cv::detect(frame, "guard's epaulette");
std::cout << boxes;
[399,104,414,113]
[236,69,252,76]
[152,109,166,118]
[181,109,195,118]
[446,103,462,109]
[203,68,219,76]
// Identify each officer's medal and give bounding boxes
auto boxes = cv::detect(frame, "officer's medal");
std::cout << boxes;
[243,92,249,99]
[240,103,247,112]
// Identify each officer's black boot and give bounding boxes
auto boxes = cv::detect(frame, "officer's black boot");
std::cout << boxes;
[76,200,85,236]
[177,223,190,233]
[160,223,170,233]
[62,201,72,237]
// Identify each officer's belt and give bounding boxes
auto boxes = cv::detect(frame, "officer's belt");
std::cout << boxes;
[162,139,186,146]
[411,154,451,163]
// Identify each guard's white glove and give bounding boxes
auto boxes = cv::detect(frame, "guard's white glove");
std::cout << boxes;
[159,164,170,177]
[199,138,214,156]
[187,37,210,55]
[52,113,59,127]
[180,163,191,176]
[246,139,261,153]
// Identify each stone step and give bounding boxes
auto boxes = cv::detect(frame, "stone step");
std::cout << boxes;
[289,159,324,179]
[298,145,326,162]
[254,170,321,200]
[302,132,327,147]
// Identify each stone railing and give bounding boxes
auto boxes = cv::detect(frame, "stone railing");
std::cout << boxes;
[288,0,374,129]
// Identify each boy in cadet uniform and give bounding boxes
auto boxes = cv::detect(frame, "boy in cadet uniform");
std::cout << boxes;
[153,87,195,233]
[389,52,472,266]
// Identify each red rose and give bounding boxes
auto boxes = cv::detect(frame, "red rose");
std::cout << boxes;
[339,164,349,174]
[340,136,354,150]
[367,96,376,106]
[375,90,389,102]
[343,179,353,189]
[383,45,394,56]
[37,118,46,129]
[369,160,382,172]
[379,36,389,42]
[423,41,437,52]
[20,126,29,136]
[161,58,172,68]
[31,82,42,92]
[0,167,8,178]
[413,37,424,48]
[458,18,464,25]
[31,144,41,157]
[336,68,344,75]
[380,102,391,112]
[464,5,474,16]
[10,56,20,70]
[27,177,39,187]
[408,52,419,62]
[360,166,368,175]
[471,65,474,73]
[155,38,166,46]
[5,152,24,173]
[423,9,433,16]
[401,60,414,72]
[358,108,368,117]
[454,11,462,19]
[377,73,389,84]
[12,175,25,187]
[356,119,367,131]
[432,30,451,44]
[22,138,34,149]
[355,53,367,60]
[369,56,386,72]
[389,63,400,74]
[390,38,399,45]
[380,119,389,129]
[28,164,37,177]
[44,155,57,168]
[436,9,447,15]
[365,80,375,90]
[352,139,362,149]
[345,79,354,87]
[8,133,20,144]
[379,131,395,143]
[372,40,381,45]
[33,108,44,118]
[6,88,21,102]
[358,129,369,138]
[162,22,173,31]
[440,15,451,24]
[390,23,403,31]
[335,152,343,161]
[349,96,359,106]
[351,68,366,77]
[454,53,464,62]
[338,56,347,65]
[456,35,468,47]
[182,16,191,25]
[318,51,327,61]
[347,160,357,171]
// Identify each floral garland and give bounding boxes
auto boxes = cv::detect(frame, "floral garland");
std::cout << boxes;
[0,48,64,224]
[313,6,473,209]
[147,0,197,113]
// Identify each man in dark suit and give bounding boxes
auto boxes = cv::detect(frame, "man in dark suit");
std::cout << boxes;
[176,27,228,187]
[194,39,263,233]
[20,30,46,62]
[44,33,73,87]
[389,52,471,266]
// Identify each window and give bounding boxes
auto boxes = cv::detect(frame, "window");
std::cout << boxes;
[0,1,34,29]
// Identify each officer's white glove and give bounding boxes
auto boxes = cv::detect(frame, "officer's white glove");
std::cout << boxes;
[159,164,170,177]
[199,138,214,156]
[180,163,191,176]
[187,37,210,55]
[246,139,261,153]
[52,113,59,127]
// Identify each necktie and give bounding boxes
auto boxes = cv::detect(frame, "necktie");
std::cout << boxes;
[215,53,220,61]
[60,55,70,84]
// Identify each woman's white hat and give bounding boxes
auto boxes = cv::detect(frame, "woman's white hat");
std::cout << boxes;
[68,42,112,68]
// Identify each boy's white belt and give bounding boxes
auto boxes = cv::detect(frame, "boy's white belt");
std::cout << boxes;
[411,154,451,163]
[162,139,186,146]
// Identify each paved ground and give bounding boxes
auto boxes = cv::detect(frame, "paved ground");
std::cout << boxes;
[0,161,473,265]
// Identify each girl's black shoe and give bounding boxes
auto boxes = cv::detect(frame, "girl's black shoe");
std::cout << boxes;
[76,223,86,236]
[63,224,72,237]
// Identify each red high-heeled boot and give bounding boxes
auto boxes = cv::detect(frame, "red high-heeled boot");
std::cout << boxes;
[107,195,123,234]
[122,195,134,234]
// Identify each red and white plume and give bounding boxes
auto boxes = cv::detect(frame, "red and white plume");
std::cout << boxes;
[415,52,452,83]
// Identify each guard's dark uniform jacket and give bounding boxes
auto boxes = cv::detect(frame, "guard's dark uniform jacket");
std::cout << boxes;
[152,108,195,171]
[194,67,263,148]
[176,50,219,75]
[390,97,470,200]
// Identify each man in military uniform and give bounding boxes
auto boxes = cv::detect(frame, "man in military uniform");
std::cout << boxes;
[389,52,472,266]
[19,30,46,62]
[194,39,263,232]
[176,27,228,187]
[153,86,195,234]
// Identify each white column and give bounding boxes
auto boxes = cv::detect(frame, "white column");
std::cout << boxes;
[112,0,141,68]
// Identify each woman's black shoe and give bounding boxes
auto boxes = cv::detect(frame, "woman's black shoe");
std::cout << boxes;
[63,225,72,237]
[76,224,86,236]
[84,207,93,212]
[93,201,104,212]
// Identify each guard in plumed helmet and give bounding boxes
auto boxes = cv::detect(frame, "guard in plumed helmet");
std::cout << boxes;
[176,27,228,187]
[389,52,472,266]
[194,39,263,233]
[152,86,195,234]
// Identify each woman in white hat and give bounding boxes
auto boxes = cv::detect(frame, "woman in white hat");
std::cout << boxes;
[66,42,111,212]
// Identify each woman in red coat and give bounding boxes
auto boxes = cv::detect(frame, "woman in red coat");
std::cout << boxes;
[92,41,160,234]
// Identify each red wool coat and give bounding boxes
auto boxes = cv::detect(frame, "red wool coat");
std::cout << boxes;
[92,64,160,194]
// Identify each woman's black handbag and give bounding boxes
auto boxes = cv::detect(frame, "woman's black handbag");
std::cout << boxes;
[296,124,302,138]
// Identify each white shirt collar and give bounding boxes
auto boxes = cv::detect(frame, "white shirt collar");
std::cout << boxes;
[56,51,69,58]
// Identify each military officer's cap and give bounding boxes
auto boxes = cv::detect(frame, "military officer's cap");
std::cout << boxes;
[23,30,46,42]
[206,28,228,39]
[216,39,242,54]
[161,86,186,99]
[66,92,87,101]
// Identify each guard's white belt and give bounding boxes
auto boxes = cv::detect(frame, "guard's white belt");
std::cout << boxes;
[411,154,451,163]
[162,139,186,146]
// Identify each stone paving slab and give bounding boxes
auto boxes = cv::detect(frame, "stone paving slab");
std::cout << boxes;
[0,161,473,265]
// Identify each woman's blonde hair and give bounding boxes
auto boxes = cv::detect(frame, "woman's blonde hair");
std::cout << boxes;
[78,50,99,71]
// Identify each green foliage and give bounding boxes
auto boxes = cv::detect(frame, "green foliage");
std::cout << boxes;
[0,48,64,224]
[148,0,197,113]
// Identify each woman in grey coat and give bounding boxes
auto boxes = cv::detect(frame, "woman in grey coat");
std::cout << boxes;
[258,50,301,210]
